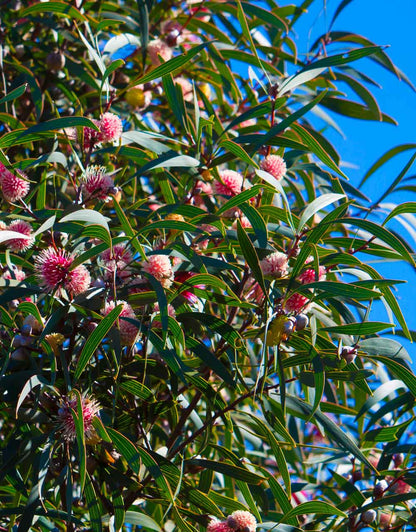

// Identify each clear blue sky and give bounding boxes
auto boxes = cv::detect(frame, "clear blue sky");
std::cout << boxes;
[284,0,416,349]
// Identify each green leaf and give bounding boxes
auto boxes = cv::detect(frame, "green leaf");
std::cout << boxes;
[360,143,416,187]
[20,116,100,137]
[108,428,174,502]
[130,42,212,86]
[60,209,110,232]
[100,59,125,94]
[21,1,87,21]
[218,139,258,168]
[119,380,154,401]
[74,304,123,381]
[279,501,347,523]
[85,473,103,532]
[236,220,267,297]
[364,355,416,398]
[122,512,161,532]
[383,201,416,226]
[186,459,264,484]
[359,337,411,362]
[321,322,394,335]
[0,83,27,105]
[297,193,345,231]
[291,124,347,179]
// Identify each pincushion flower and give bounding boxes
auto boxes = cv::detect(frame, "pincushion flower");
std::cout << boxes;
[284,292,311,313]
[102,300,140,345]
[227,511,257,532]
[0,164,30,203]
[259,251,288,279]
[83,118,101,149]
[82,165,115,201]
[57,394,100,442]
[142,254,174,288]
[6,220,34,252]
[207,520,232,532]
[147,39,173,65]
[35,248,91,295]
[213,170,243,197]
[299,266,326,284]
[260,154,287,181]
[99,112,123,143]
[101,244,133,281]
[2,266,26,282]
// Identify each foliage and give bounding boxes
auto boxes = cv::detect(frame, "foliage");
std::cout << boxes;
[0,0,416,531]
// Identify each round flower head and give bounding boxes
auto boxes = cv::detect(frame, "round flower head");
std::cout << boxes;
[260,155,287,181]
[213,170,243,197]
[35,248,90,295]
[227,511,257,532]
[83,118,101,149]
[64,264,91,295]
[142,254,174,288]
[2,266,26,282]
[175,76,193,102]
[7,220,34,252]
[57,394,100,442]
[260,251,288,279]
[101,244,133,282]
[299,266,326,284]
[147,38,173,65]
[82,165,115,201]
[284,292,311,314]
[99,112,123,143]
[0,167,30,203]
[207,519,232,532]
[102,300,139,345]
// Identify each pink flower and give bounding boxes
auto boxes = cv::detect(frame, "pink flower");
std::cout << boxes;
[7,220,34,252]
[152,302,176,327]
[82,165,115,200]
[99,112,123,143]
[35,248,91,295]
[175,271,205,305]
[260,251,288,279]
[83,118,101,149]
[207,521,231,532]
[227,511,257,532]
[389,478,412,494]
[102,300,139,345]
[147,39,173,65]
[142,254,174,288]
[284,292,311,313]
[57,394,100,442]
[101,244,133,282]
[299,266,326,284]
[0,165,30,203]
[175,77,193,102]
[260,155,287,181]
[2,266,26,282]
[213,170,244,197]
[232,216,251,229]
[207,520,232,532]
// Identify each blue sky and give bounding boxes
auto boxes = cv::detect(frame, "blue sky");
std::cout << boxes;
[284,0,416,350]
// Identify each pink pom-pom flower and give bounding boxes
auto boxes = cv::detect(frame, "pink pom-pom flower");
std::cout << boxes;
[7,220,35,253]
[142,254,174,288]
[0,166,30,203]
[101,243,133,282]
[102,300,140,345]
[35,248,91,295]
[299,266,326,284]
[147,38,173,65]
[82,165,115,201]
[284,292,311,314]
[227,511,257,532]
[207,520,232,532]
[99,112,123,143]
[260,155,287,181]
[213,170,243,197]
[260,251,288,279]
[57,394,100,442]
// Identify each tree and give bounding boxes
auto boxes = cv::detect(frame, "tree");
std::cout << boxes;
[0,0,415,530]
